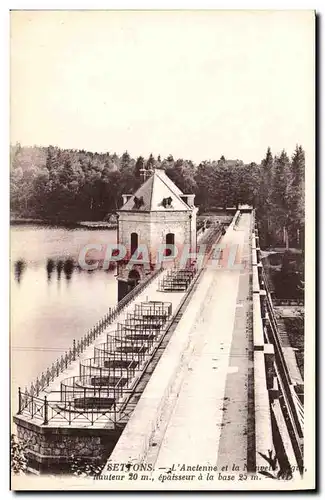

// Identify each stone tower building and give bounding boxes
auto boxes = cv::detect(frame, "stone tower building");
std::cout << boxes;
[116,168,197,301]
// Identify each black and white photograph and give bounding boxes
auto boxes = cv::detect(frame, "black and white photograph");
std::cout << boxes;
[9,9,315,490]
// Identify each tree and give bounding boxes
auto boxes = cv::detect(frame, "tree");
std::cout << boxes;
[70,454,105,478]
[146,153,155,170]
[288,145,305,247]
[9,142,305,246]
[271,150,291,247]
[260,147,274,208]
[290,145,305,221]
[165,158,196,194]
[245,162,261,207]
[258,147,274,245]
[121,151,131,170]
[134,156,145,178]
[195,161,215,208]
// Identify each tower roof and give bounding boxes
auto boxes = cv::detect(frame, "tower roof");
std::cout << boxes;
[119,169,192,212]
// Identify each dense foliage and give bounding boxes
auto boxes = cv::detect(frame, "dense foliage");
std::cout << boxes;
[10,144,305,247]
[11,434,28,475]
[69,454,105,478]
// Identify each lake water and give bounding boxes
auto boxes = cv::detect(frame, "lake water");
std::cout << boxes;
[11,225,118,411]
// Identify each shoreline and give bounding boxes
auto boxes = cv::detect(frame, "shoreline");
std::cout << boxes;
[10,218,117,230]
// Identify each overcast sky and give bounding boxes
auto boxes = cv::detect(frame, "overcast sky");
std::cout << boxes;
[10,10,314,164]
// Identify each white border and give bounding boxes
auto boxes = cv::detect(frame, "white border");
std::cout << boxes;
[2,2,322,498]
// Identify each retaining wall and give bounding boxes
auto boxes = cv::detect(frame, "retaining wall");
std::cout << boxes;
[251,226,276,471]
[16,419,122,474]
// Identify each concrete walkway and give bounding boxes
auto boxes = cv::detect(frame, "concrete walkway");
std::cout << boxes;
[109,213,253,468]
[155,214,251,468]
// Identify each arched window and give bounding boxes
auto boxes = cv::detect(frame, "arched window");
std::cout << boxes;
[165,233,175,257]
[130,232,138,256]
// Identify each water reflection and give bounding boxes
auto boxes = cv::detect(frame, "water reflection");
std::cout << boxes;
[15,258,78,285]
[63,259,74,283]
[56,260,64,280]
[46,258,76,283]
[14,255,117,289]
[14,259,26,284]
[46,259,55,282]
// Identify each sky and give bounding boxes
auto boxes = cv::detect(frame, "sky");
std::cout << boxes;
[10,10,314,164]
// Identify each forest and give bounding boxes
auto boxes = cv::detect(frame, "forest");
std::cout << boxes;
[10,144,305,248]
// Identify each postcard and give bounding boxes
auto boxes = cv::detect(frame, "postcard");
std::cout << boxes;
[10,9,315,491]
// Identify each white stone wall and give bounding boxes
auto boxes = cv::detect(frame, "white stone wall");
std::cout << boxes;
[118,212,152,254]
[150,211,192,262]
[118,210,197,267]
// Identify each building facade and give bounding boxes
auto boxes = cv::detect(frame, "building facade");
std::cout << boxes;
[116,168,197,301]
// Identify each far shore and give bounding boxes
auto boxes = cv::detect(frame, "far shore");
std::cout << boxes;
[10,217,118,230]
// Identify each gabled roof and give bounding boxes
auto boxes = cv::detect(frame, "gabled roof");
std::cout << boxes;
[119,169,192,212]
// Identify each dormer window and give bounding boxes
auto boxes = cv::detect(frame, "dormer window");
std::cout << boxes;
[162,196,173,208]
[133,196,144,209]
[180,194,195,207]
[122,194,133,205]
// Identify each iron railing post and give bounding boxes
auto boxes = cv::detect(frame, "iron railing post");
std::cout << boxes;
[43,395,49,425]
[113,385,117,429]
[17,387,22,414]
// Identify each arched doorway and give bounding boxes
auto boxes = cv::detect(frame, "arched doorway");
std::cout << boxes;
[127,269,140,293]
[130,232,139,257]
[165,233,175,257]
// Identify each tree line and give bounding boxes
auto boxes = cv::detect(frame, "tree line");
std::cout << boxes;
[10,144,305,248]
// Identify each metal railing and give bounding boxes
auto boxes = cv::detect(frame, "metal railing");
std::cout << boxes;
[94,334,147,368]
[261,267,304,473]
[158,268,197,292]
[251,221,304,475]
[17,390,126,427]
[79,355,137,379]
[61,373,130,404]
[17,298,173,426]
[23,266,164,398]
